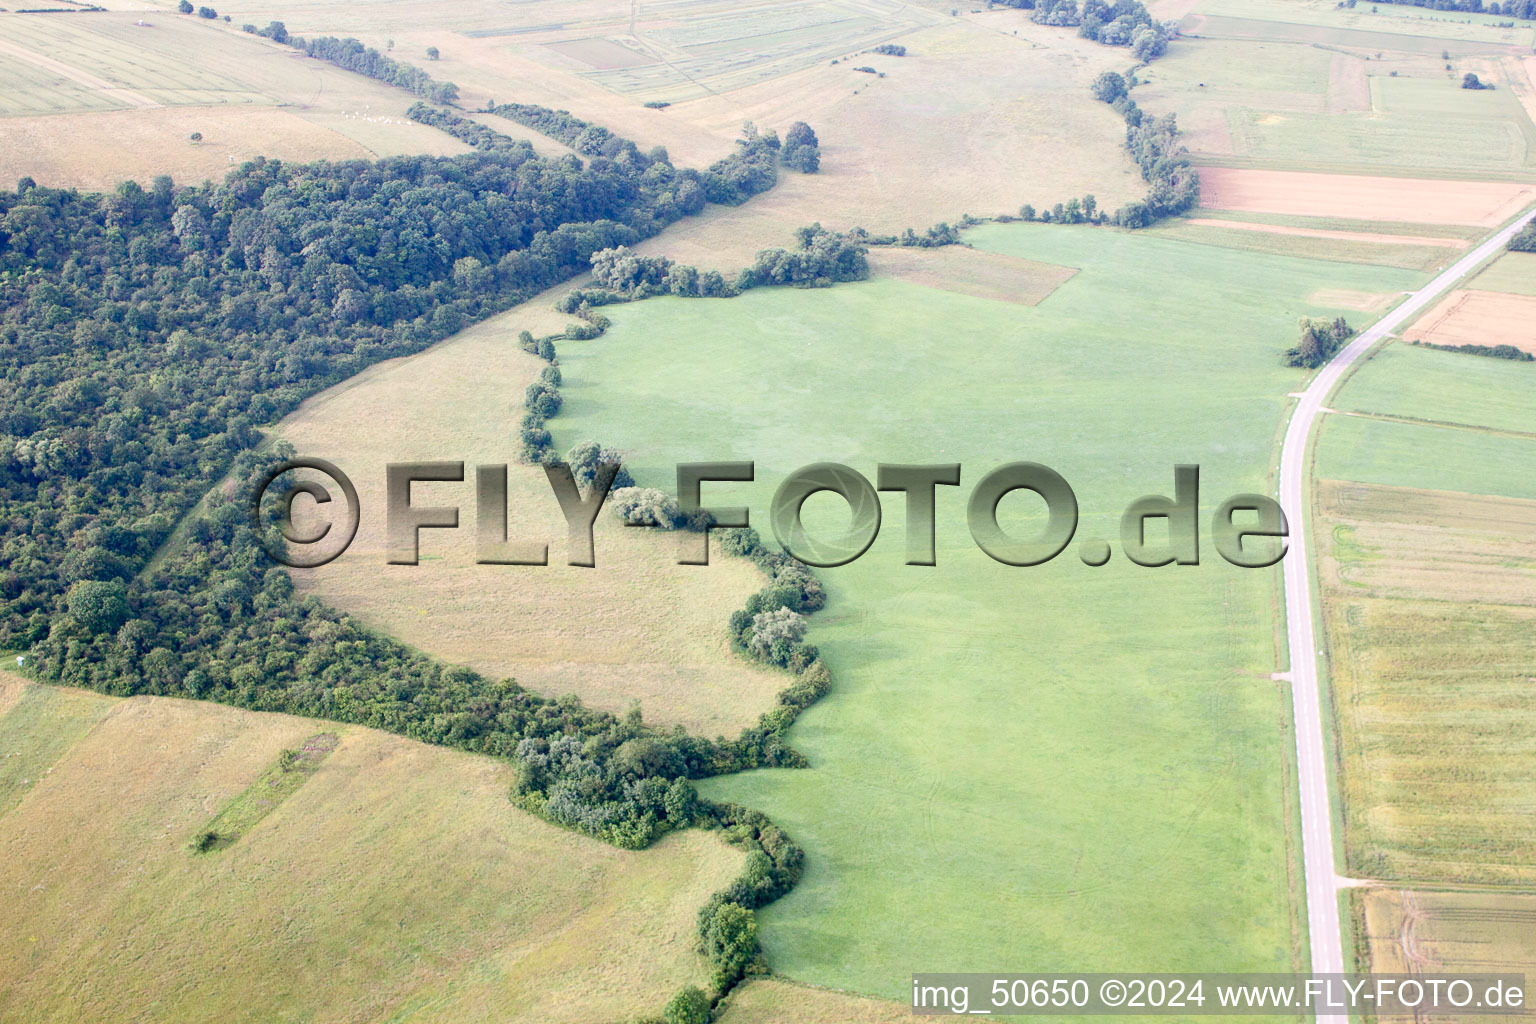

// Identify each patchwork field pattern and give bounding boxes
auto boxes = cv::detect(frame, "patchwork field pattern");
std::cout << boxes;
[0,677,741,1023]
[1318,480,1536,885]
[1138,0,1536,187]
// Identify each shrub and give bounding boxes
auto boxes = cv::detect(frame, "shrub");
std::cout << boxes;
[663,986,711,1024]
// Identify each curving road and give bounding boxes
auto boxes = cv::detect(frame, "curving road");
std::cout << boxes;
[1278,203,1536,1021]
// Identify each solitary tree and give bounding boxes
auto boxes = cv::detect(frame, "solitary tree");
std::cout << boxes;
[1462,72,1486,89]
[177,0,192,11]
[189,131,202,143]
[426,46,440,60]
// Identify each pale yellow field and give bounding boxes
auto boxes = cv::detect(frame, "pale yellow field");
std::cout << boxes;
[1403,289,1536,355]
[0,11,468,188]
[0,676,742,1024]
[278,297,787,738]
[1197,167,1536,226]
[1358,888,1536,1024]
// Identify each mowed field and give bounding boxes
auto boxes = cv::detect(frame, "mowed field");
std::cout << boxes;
[278,300,789,738]
[538,223,1424,999]
[1472,250,1536,296]
[1358,888,1536,1024]
[1337,342,1536,437]
[0,11,469,190]
[0,674,741,1023]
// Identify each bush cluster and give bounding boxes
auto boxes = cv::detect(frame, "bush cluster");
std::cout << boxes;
[1284,317,1354,368]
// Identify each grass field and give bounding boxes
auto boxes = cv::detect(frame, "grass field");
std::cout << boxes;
[1317,482,1536,885]
[0,675,741,1023]
[1471,251,1536,295]
[278,304,789,738]
[1359,887,1536,1023]
[533,223,1423,999]
[1337,342,1536,436]
[1314,415,1536,501]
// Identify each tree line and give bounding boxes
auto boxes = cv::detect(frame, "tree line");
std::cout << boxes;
[1350,0,1536,17]
[1089,71,1200,227]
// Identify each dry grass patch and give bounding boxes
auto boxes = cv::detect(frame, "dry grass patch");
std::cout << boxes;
[0,106,372,192]
[1319,480,1536,884]
[0,12,469,188]
[868,245,1077,306]
[717,979,911,1023]
[278,301,786,738]
[1308,288,1398,311]
[1196,167,1536,227]
[0,679,112,818]
[1184,217,1469,249]
[0,681,742,1024]
[1403,289,1536,355]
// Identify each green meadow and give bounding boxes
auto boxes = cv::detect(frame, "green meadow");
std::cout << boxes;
[550,225,1420,999]
[1338,342,1536,436]
[1315,415,1536,500]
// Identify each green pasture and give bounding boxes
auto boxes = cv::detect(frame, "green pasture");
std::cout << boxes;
[1315,414,1536,499]
[1337,341,1536,435]
[548,224,1420,1000]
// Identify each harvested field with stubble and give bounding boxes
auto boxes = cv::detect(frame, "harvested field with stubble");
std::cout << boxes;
[278,301,787,738]
[1318,481,1536,885]
[1402,289,1536,355]
[1196,168,1536,226]
[1358,888,1536,1024]
[0,676,742,1024]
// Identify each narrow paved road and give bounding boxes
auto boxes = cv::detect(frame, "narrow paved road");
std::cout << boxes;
[1279,204,1536,1021]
